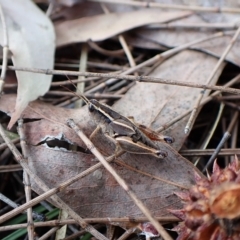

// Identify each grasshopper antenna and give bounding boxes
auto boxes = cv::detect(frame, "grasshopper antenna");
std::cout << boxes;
[60,77,89,105]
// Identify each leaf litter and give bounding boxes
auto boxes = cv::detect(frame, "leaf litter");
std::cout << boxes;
[0,1,240,239]
[0,0,55,129]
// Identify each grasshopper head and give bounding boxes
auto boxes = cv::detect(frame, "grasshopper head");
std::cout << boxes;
[88,99,100,112]
[88,102,95,112]
[163,136,175,144]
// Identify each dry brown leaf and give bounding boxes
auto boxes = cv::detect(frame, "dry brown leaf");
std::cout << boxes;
[0,0,55,129]
[55,9,192,46]
[0,94,199,218]
[0,50,224,218]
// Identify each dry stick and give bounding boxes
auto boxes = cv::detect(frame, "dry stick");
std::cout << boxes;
[55,60,128,71]
[47,91,123,100]
[150,22,237,30]
[0,191,45,221]
[38,227,59,240]
[0,4,8,93]
[88,40,126,57]
[185,25,240,134]
[216,95,240,100]
[67,119,173,240]
[64,227,99,240]
[0,129,124,237]
[3,66,240,95]
[180,148,240,156]
[0,164,22,173]
[194,103,225,167]
[184,90,205,134]
[75,43,88,108]
[89,0,240,13]
[0,124,109,240]
[64,224,103,240]
[222,113,229,165]
[231,117,238,162]
[51,77,100,86]
[63,229,87,240]
[157,73,240,132]
[56,42,88,240]
[0,193,20,212]
[0,137,20,151]
[203,111,239,172]
[4,77,101,88]
[98,31,224,93]
[0,217,178,231]
[18,119,34,240]
[221,101,240,111]
[101,3,137,72]
[1,31,223,93]
[117,228,137,240]
[118,35,137,71]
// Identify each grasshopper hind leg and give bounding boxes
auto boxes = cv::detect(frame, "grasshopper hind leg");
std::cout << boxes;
[89,125,101,141]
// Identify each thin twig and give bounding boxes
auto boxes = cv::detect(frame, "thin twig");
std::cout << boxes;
[101,4,137,73]
[0,216,178,231]
[157,74,240,132]
[0,164,22,172]
[185,90,205,134]
[75,43,88,108]
[0,137,20,151]
[83,31,224,93]
[38,227,59,240]
[117,227,138,240]
[47,91,123,99]
[194,103,225,166]
[149,22,237,30]
[18,119,34,240]
[185,25,240,133]
[64,224,103,240]
[0,123,109,240]
[180,148,240,156]
[203,111,239,172]
[88,40,127,56]
[3,66,240,95]
[67,119,173,240]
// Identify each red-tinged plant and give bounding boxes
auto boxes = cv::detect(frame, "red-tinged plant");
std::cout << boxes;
[169,157,240,240]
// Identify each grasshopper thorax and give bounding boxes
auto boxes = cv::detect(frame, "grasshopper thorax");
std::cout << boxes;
[88,102,94,112]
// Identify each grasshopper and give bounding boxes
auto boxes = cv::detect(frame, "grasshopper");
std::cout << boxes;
[78,94,173,159]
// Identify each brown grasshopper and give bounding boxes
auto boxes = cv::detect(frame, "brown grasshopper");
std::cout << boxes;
[78,94,173,159]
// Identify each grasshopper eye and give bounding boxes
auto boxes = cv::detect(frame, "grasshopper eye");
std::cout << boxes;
[163,136,175,144]
[88,103,94,112]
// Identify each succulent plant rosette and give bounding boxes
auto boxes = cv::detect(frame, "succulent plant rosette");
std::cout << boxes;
[169,157,240,240]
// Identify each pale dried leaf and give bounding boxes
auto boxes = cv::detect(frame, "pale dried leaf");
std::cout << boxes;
[0,0,55,128]
[55,9,192,46]
[133,13,240,66]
